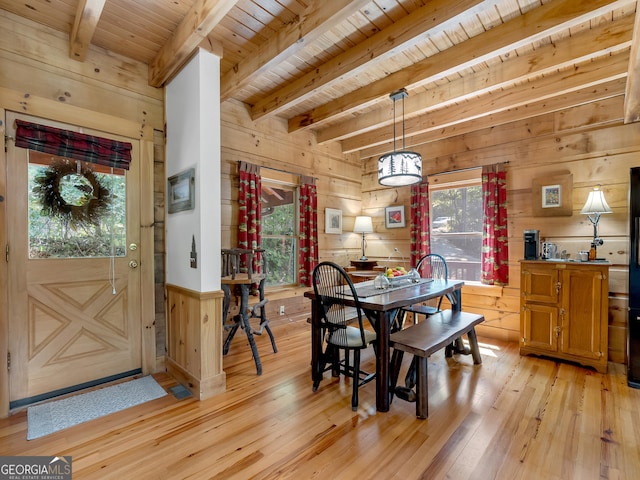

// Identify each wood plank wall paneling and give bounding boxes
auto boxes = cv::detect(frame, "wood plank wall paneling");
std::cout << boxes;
[360,94,639,363]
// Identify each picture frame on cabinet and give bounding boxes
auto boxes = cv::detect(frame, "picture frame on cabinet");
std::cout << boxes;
[385,205,405,228]
[325,208,342,234]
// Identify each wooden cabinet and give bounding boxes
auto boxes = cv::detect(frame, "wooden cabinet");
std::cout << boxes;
[520,261,609,373]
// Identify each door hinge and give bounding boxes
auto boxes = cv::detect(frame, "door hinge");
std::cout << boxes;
[7,352,10,371]
[5,244,8,263]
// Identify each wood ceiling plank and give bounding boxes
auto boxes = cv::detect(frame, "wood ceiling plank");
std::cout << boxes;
[220,0,371,101]
[251,0,486,120]
[316,13,634,144]
[288,0,630,133]
[346,53,629,155]
[148,0,240,87]
[624,0,640,123]
[358,79,627,160]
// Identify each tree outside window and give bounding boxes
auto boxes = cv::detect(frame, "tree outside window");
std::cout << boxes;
[261,182,297,287]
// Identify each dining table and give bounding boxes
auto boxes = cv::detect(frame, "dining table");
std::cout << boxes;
[304,278,465,412]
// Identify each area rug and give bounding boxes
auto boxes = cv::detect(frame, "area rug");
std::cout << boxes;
[27,376,167,440]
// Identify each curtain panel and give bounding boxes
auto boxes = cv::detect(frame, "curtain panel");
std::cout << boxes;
[238,161,262,279]
[298,176,318,287]
[15,119,132,170]
[410,181,430,269]
[481,164,509,285]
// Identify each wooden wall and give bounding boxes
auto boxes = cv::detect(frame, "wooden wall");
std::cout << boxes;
[220,99,365,322]
[361,94,640,364]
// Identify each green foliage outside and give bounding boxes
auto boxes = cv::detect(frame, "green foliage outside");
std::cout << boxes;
[28,164,127,259]
[261,202,296,286]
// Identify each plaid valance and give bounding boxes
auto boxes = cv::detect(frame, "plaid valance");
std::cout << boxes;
[15,119,132,170]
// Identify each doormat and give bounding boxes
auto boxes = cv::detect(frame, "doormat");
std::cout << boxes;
[27,376,167,440]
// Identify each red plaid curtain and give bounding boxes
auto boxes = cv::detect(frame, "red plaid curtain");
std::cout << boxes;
[238,161,262,276]
[410,181,430,268]
[15,119,132,170]
[298,177,318,287]
[481,164,509,285]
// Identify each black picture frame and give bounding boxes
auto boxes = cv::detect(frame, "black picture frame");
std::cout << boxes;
[167,168,195,213]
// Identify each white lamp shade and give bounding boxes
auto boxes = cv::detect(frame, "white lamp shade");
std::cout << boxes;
[580,187,612,214]
[353,216,373,233]
[378,151,422,186]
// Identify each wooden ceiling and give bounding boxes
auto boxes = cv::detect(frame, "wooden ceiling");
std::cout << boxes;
[2,0,639,160]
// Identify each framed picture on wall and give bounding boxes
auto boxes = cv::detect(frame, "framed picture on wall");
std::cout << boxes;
[325,208,342,234]
[167,168,195,213]
[531,173,573,216]
[541,184,561,208]
[385,205,405,228]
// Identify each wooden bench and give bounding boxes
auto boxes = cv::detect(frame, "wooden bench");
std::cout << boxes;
[389,309,484,419]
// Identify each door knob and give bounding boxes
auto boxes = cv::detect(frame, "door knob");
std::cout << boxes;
[129,260,138,269]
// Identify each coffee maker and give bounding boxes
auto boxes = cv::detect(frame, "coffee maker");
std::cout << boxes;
[524,230,540,260]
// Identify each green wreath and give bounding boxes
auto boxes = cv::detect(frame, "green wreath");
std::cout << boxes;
[33,159,112,227]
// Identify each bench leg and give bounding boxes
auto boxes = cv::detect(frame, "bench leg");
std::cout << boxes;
[467,327,482,365]
[415,356,428,419]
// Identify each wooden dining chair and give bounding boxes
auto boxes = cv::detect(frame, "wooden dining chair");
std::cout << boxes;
[312,261,376,411]
[399,253,448,327]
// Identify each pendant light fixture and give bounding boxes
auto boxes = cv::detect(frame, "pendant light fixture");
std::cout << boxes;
[378,88,422,187]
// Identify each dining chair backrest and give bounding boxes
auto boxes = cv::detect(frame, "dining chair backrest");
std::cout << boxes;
[312,261,370,348]
[416,253,448,281]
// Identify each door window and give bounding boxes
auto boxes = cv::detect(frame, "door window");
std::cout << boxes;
[28,152,126,259]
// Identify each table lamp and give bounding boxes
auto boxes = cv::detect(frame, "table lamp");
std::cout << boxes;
[353,216,373,261]
[580,185,612,259]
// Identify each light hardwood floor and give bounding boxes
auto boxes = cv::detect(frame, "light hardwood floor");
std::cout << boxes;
[1,318,639,479]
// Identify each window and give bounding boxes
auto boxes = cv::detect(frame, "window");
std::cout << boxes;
[261,180,298,287]
[28,153,126,259]
[429,171,482,281]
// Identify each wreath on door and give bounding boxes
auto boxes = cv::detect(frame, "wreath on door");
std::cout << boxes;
[32,159,112,227]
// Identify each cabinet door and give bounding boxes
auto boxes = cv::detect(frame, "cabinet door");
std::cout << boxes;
[522,265,559,303]
[560,268,604,360]
[522,303,559,352]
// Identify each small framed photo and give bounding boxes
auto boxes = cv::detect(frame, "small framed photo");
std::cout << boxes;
[325,208,342,234]
[167,168,195,214]
[531,173,572,217]
[385,205,406,229]
[542,184,561,208]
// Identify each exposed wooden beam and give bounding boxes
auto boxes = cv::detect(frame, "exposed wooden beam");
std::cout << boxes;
[289,0,629,133]
[250,0,486,120]
[357,78,627,160]
[220,0,371,102]
[624,0,640,122]
[148,0,240,87]
[69,0,106,62]
[346,52,629,155]
[317,14,634,145]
